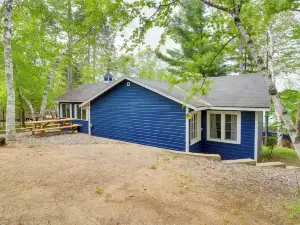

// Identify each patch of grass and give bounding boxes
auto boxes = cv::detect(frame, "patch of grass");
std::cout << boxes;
[258,146,300,167]
[150,164,157,169]
[231,209,238,215]
[95,186,104,194]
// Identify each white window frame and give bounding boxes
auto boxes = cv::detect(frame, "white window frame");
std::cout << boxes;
[207,110,241,144]
[60,103,72,119]
[190,111,201,145]
[74,104,89,121]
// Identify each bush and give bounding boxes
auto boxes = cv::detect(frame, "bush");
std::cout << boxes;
[266,136,278,157]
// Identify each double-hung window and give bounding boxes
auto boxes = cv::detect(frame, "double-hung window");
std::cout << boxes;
[60,103,72,119]
[75,104,88,120]
[207,111,241,144]
[190,111,201,145]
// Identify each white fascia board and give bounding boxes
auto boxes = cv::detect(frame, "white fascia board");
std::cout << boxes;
[195,107,270,112]
[80,76,197,110]
[55,100,83,103]
[79,77,126,107]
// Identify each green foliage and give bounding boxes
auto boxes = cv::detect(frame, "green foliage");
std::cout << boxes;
[266,135,278,155]
[150,164,157,169]
[280,90,300,123]
[96,186,104,194]
[259,146,300,167]
[156,0,230,80]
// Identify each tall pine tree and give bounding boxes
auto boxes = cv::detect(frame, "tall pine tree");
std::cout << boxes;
[156,0,233,79]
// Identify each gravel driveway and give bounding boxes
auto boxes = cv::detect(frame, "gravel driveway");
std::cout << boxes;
[7,132,123,146]
[0,138,300,224]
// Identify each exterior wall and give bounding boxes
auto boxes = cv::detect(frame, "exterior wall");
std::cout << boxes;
[90,80,186,151]
[190,110,255,160]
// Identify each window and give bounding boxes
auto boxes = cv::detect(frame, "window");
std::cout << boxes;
[190,111,201,145]
[225,114,237,141]
[60,103,71,118]
[210,113,221,139]
[207,111,241,144]
[75,104,88,120]
[104,77,108,82]
[109,77,112,81]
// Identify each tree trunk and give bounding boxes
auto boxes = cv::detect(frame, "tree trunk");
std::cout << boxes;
[67,0,73,90]
[201,0,300,158]
[233,12,299,155]
[3,0,16,142]
[21,109,25,127]
[93,35,97,78]
[267,28,283,147]
[267,28,276,83]
[296,102,300,146]
[265,112,269,146]
[19,87,35,120]
[39,25,95,120]
[239,38,243,75]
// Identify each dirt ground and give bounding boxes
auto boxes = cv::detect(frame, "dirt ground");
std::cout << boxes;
[0,141,299,225]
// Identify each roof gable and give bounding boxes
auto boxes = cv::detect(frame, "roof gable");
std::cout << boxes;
[79,77,200,109]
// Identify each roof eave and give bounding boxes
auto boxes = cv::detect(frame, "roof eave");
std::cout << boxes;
[194,106,270,111]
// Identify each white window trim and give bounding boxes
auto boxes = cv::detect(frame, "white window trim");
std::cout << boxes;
[186,107,190,152]
[60,103,72,119]
[254,111,258,161]
[74,104,89,121]
[190,111,202,145]
[207,110,241,145]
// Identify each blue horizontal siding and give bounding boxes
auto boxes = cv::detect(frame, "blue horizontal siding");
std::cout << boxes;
[90,80,186,151]
[191,111,255,160]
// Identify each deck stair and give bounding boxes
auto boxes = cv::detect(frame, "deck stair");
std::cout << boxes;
[256,162,286,168]
[222,158,256,165]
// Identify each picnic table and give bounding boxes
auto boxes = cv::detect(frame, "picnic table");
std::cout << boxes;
[25,118,81,135]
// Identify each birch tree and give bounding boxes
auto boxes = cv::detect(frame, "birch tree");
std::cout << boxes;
[3,0,15,141]
[198,0,300,157]
[128,0,300,157]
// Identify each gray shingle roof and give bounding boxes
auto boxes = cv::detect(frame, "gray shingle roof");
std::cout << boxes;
[181,74,271,108]
[55,74,271,109]
[55,83,108,102]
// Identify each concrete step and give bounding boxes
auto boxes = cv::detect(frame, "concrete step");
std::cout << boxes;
[256,162,286,168]
[222,158,256,165]
[286,166,300,170]
[165,150,221,161]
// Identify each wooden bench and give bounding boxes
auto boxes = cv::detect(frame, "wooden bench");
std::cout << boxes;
[32,124,82,135]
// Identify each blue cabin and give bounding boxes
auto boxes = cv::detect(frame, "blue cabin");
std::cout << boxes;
[56,74,270,160]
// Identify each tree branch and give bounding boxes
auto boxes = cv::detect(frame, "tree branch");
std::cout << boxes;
[200,35,237,89]
[18,87,35,121]
[200,0,231,14]
[147,0,179,22]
